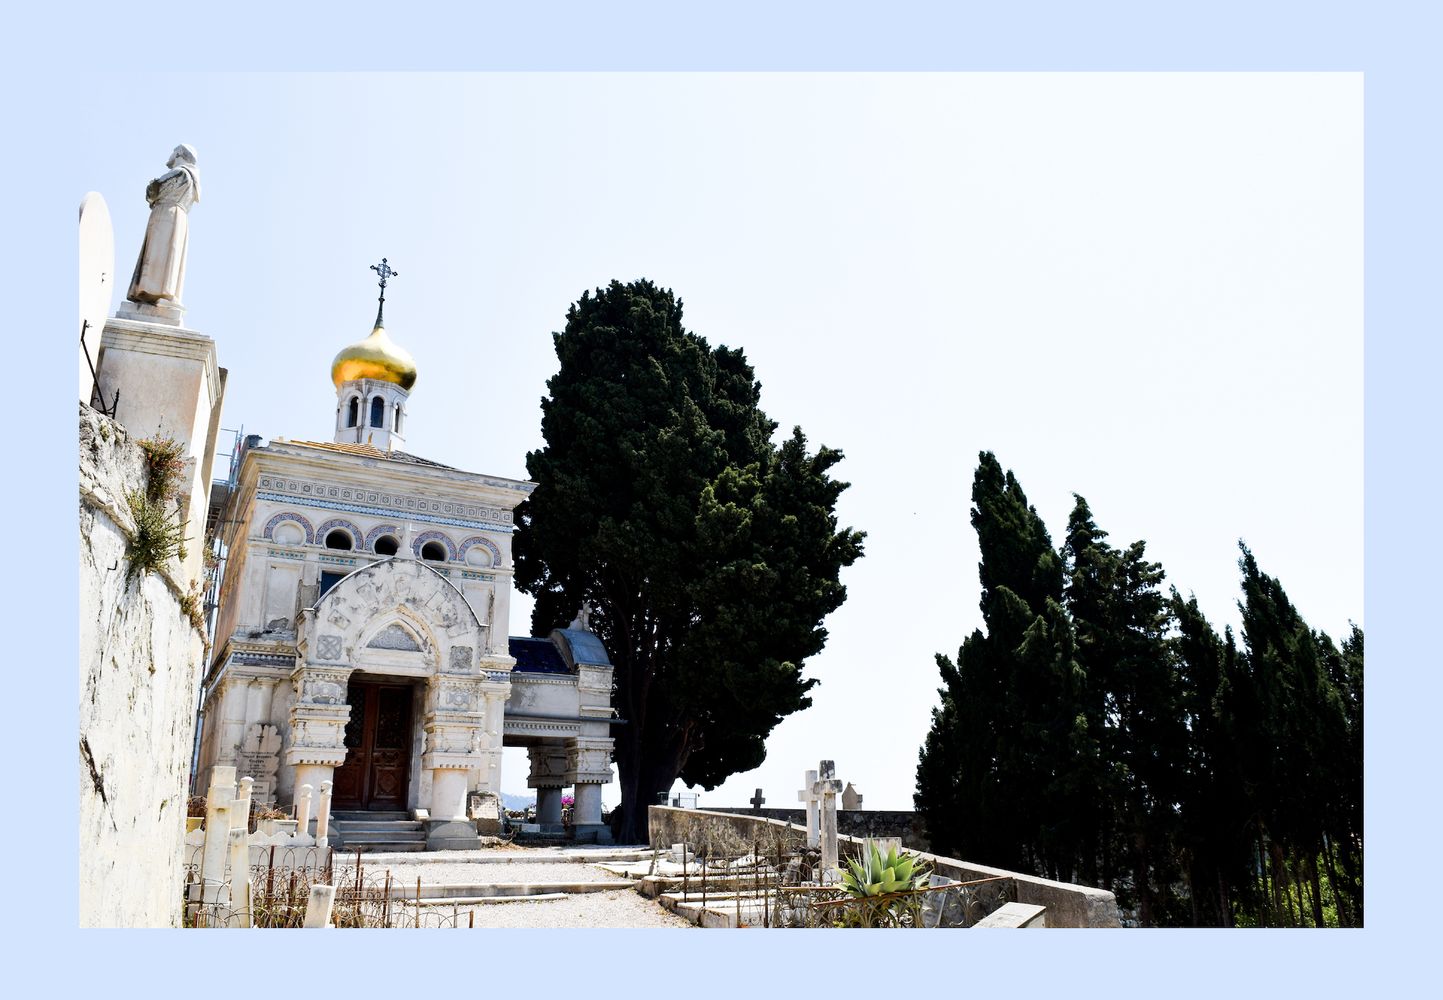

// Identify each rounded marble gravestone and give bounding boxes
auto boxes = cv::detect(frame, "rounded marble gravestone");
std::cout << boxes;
[79,192,115,404]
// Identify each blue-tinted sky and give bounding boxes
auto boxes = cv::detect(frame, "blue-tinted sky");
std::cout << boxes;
[71,73,1360,808]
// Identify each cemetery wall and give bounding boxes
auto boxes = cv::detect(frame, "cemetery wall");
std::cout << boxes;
[648,805,1120,928]
[708,807,929,851]
[80,405,206,927]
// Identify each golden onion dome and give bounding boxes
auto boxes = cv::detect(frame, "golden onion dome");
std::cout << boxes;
[330,321,417,390]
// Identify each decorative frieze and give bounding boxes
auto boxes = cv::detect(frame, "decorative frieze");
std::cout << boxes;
[296,667,349,705]
[265,547,307,561]
[565,737,615,785]
[527,746,571,789]
[504,717,581,738]
[255,484,513,533]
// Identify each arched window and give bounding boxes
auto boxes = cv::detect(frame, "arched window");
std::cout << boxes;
[420,541,447,562]
[370,396,385,428]
[324,529,353,551]
[373,535,399,556]
[346,396,359,428]
[394,403,403,434]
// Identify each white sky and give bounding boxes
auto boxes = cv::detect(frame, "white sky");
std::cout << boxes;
[72,73,1361,810]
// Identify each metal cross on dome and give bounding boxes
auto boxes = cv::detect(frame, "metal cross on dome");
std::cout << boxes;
[370,257,399,323]
[370,257,399,293]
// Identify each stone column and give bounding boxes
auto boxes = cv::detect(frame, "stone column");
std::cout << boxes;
[561,735,614,843]
[528,743,570,827]
[421,673,487,849]
[536,786,565,825]
[572,783,604,827]
[286,665,352,824]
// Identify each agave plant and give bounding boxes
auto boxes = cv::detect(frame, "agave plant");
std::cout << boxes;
[840,840,928,898]
[827,839,931,927]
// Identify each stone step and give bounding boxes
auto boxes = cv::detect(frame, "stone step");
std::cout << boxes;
[333,821,425,834]
[332,811,411,822]
[340,839,428,854]
[334,825,424,836]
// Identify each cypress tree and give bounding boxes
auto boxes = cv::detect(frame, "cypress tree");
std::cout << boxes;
[916,453,1074,874]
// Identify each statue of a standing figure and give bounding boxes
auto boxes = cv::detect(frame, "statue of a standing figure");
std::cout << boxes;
[124,144,200,320]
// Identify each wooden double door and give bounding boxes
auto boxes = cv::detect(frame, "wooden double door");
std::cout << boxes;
[332,679,413,811]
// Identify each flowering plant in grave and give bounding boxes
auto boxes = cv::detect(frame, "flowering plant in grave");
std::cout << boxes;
[561,795,575,808]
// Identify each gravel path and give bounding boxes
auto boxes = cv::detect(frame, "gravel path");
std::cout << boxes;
[450,889,693,928]
[342,848,693,927]
[381,860,623,885]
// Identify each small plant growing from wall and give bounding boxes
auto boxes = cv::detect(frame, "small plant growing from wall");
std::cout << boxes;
[125,435,189,580]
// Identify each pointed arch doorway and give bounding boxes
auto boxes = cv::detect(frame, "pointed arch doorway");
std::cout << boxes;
[332,677,414,811]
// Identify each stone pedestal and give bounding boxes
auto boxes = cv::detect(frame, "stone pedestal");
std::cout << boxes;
[426,771,482,850]
[96,316,225,585]
[430,768,469,822]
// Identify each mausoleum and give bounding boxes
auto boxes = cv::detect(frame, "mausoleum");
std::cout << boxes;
[194,264,617,848]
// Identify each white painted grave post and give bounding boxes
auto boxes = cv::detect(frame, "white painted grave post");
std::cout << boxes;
[235,776,253,839]
[316,779,333,848]
[303,885,336,928]
[227,824,251,926]
[294,783,313,838]
[208,765,237,804]
[797,769,820,848]
[194,800,232,922]
[812,760,844,881]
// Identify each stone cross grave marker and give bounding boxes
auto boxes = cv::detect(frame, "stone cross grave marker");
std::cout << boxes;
[813,760,844,879]
[750,788,766,812]
[797,769,820,848]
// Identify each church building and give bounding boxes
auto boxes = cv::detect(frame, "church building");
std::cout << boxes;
[194,266,617,848]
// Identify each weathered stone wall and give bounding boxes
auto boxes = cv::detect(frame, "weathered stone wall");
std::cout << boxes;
[647,806,1120,928]
[707,807,930,852]
[79,405,206,927]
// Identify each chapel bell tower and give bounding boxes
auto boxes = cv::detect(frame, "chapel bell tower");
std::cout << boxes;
[331,258,416,452]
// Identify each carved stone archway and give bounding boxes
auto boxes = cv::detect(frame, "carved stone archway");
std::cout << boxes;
[286,558,509,837]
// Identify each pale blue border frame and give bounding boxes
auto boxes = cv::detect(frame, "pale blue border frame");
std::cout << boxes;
[12,0,1433,991]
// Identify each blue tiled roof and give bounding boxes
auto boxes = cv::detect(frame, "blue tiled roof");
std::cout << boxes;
[509,636,569,674]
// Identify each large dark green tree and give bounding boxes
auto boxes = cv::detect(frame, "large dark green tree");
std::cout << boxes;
[915,453,1081,876]
[1063,496,1187,925]
[916,456,1363,927]
[513,279,864,842]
